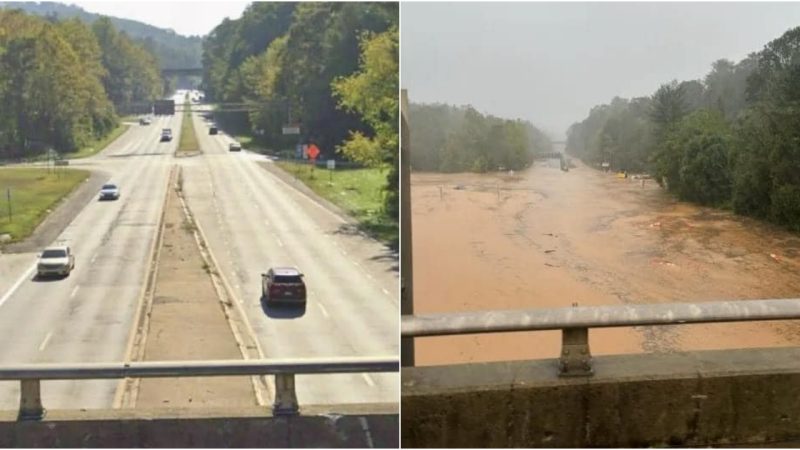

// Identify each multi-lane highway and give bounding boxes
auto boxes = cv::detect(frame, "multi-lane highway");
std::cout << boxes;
[0,92,398,409]
[0,106,180,409]
[181,109,398,405]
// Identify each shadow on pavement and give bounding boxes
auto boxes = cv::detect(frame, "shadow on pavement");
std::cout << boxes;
[260,297,307,319]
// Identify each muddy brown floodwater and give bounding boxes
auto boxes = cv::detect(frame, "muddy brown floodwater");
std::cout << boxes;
[411,159,800,366]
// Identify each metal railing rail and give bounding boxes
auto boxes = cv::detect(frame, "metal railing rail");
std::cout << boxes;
[402,298,800,377]
[0,356,398,420]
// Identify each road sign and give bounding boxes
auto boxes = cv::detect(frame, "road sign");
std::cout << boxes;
[327,159,335,170]
[307,144,320,161]
[282,125,300,135]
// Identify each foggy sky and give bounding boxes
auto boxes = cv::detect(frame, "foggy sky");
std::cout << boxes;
[74,1,249,36]
[401,2,800,139]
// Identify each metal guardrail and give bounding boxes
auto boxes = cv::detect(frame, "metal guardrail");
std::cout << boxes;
[0,357,398,420]
[402,298,800,377]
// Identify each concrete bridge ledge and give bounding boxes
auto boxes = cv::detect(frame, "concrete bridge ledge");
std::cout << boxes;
[402,347,800,447]
[0,403,398,447]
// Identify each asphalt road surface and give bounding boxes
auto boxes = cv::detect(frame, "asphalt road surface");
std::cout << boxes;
[181,111,399,405]
[0,108,180,409]
[0,98,399,410]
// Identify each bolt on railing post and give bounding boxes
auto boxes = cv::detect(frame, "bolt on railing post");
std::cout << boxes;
[559,327,593,377]
[272,373,299,416]
[18,379,45,420]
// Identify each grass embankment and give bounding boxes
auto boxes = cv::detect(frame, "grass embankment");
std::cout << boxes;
[176,104,200,156]
[65,122,130,159]
[0,168,89,242]
[276,160,398,247]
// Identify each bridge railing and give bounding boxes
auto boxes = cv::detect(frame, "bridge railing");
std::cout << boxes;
[402,298,800,376]
[0,357,398,420]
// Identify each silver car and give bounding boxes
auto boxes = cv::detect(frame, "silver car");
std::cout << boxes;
[99,183,120,200]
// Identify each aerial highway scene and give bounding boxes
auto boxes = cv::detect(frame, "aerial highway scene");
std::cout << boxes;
[0,2,398,446]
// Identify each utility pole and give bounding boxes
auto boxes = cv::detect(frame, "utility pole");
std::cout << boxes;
[6,188,11,222]
[401,89,414,367]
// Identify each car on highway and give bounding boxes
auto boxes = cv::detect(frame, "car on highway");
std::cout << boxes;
[37,245,75,278]
[160,128,172,142]
[98,183,120,201]
[229,142,242,152]
[139,117,151,126]
[209,126,218,135]
[262,267,306,306]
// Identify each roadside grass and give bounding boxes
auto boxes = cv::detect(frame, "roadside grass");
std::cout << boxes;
[65,123,130,159]
[0,168,89,242]
[275,160,398,248]
[176,105,199,156]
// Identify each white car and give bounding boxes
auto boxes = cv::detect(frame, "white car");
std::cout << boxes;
[37,246,75,278]
[99,183,120,201]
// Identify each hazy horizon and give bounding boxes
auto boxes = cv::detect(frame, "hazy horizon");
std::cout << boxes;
[401,2,800,139]
[74,1,249,36]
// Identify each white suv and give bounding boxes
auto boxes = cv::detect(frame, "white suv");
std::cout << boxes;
[37,246,75,278]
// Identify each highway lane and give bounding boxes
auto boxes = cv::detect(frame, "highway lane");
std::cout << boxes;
[0,112,181,409]
[182,111,399,406]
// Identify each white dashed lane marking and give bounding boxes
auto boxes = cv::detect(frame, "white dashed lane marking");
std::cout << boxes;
[38,332,53,352]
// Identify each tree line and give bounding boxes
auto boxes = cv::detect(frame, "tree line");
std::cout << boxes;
[0,10,162,158]
[202,2,398,219]
[0,2,204,71]
[408,103,553,173]
[566,26,800,231]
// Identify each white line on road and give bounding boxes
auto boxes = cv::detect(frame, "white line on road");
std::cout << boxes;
[275,237,284,247]
[0,263,36,310]
[341,249,348,255]
[360,416,375,448]
[366,273,373,280]
[91,254,98,264]
[382,288,390,296]
[317,303,330,318]
[361,373,375,387]
[70,286,80,298]
[38,332,53,352]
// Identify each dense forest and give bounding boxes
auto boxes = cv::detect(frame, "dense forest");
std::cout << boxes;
[202,2,398,218]
[408,103,553,172]
[566,26,800,231]
[0,1,203,70]
[0,10,162,157]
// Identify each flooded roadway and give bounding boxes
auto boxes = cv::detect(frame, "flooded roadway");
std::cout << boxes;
[411,158,800,366]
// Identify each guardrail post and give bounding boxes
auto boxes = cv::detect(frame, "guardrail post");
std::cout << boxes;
[559,327,593,377]
[18,379,45,420]
[273,373,299,416]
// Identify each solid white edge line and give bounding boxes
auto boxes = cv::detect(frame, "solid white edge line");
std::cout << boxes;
[0,262,36,309]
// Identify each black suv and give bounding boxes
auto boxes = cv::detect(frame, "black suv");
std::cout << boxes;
[262,267,306,305]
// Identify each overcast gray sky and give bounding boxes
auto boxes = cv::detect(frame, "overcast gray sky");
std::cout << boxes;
[401,2,800,139]
[74,1,249,36]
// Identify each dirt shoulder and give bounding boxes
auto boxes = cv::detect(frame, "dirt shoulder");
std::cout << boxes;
[134,170,256,408]
[3,169,110,254]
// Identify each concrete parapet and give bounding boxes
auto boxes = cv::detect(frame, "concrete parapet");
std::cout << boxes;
[0,403,398,447]
[402,347,800,447]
